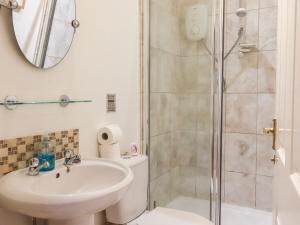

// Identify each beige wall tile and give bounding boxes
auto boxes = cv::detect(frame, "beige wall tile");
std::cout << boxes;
[7,155,17,164]
[260,0,278,9]
[196,167,211,199]
[150,2,180,54]
[225,13,240,53]
[198,94,212,131]
[150,48,180,93]
[258,51,276,93]
[257,94,275,134]
[197,131,212,169]
[177,0,213,19]
[226,0,259,13]
[171,94,199,130]
[172,131,197,167]
[17,161,26,170]
[243,9,259,47]
[150,172,172,209]
[256,175,273,210]
[174,56,211,93]
[18,145,26,154]
[225,172,256,207]
[150,93,172,136]
[0,165,9,174]
[170,167,180,199]
[225,133,257,174]
[0,148,8,158]
[257,135,274,176]
[204,15,213,52]
[150,133,172,180]
[259,7,277,50]
[225,94,257,133]
[171,166,197,198]
[225,52,258,93]
[150,0,178,16]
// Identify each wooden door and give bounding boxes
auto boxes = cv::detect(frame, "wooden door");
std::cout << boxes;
[273,0,300,224]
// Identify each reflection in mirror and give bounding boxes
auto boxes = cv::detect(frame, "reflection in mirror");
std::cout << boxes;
[12,0,77,69]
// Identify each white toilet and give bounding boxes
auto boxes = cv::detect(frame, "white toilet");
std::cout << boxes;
[105,155,213,225]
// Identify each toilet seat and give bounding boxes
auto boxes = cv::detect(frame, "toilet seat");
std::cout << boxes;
[128,207,213,225]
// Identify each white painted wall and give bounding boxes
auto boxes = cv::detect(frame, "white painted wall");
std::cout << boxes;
[0,0,141,224]
[0,0,140,155]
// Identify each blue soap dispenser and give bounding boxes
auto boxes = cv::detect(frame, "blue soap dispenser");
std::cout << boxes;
[38,134,55,171]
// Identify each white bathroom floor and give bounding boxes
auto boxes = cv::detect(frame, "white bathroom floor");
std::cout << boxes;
[166,196,272,225]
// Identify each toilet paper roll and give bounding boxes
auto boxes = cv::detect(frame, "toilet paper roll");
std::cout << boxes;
[99,143,121,160]
[97,124,122,145]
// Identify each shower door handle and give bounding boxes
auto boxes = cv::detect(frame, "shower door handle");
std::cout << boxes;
[263,119,278,151]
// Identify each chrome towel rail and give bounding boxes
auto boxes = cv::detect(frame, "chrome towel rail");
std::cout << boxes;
[0,95,92,110]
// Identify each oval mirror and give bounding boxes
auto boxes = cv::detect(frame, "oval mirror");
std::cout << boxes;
[12,0,78,69]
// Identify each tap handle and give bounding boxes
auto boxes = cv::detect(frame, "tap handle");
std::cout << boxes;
[64,149,74,158]
[29,157,39,168]
[73,154,81,163]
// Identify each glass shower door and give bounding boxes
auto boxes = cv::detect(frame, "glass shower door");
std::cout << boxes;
[148,0,224,221]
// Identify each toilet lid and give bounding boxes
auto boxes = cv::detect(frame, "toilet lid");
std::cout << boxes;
[128,207,213,225]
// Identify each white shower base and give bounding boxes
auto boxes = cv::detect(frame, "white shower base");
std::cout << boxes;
[166,196,272,225]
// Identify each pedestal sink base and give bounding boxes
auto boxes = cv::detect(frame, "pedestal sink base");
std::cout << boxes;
[48,214,94,225]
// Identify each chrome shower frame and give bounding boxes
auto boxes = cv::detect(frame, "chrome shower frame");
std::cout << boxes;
[211,0,225,224]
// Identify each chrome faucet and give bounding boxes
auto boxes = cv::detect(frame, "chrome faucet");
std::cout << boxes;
[64,149,81,166]
[28,158,49,176]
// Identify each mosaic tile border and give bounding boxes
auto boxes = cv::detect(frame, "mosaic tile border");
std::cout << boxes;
[0,129,79,175]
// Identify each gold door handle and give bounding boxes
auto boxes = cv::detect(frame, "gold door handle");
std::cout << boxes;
[263,119,278,151]
[270,155,278,164]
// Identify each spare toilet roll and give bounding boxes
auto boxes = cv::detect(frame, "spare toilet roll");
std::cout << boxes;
[97,124,122,145]
[99,143,121,160]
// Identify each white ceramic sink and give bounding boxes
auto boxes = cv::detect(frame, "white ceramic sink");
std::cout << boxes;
[0,159,133,225]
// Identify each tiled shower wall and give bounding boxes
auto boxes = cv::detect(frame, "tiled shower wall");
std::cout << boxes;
[223,0,277,210]
[149,0,213,209]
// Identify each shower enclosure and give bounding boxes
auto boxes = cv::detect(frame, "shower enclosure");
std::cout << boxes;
[147,0,277,224]
[147,0,224,224]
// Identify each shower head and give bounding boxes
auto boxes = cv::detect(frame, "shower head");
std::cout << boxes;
[236,8,247,17]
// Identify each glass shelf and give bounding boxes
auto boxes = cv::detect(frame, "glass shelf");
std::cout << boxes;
[0,95,92,110]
